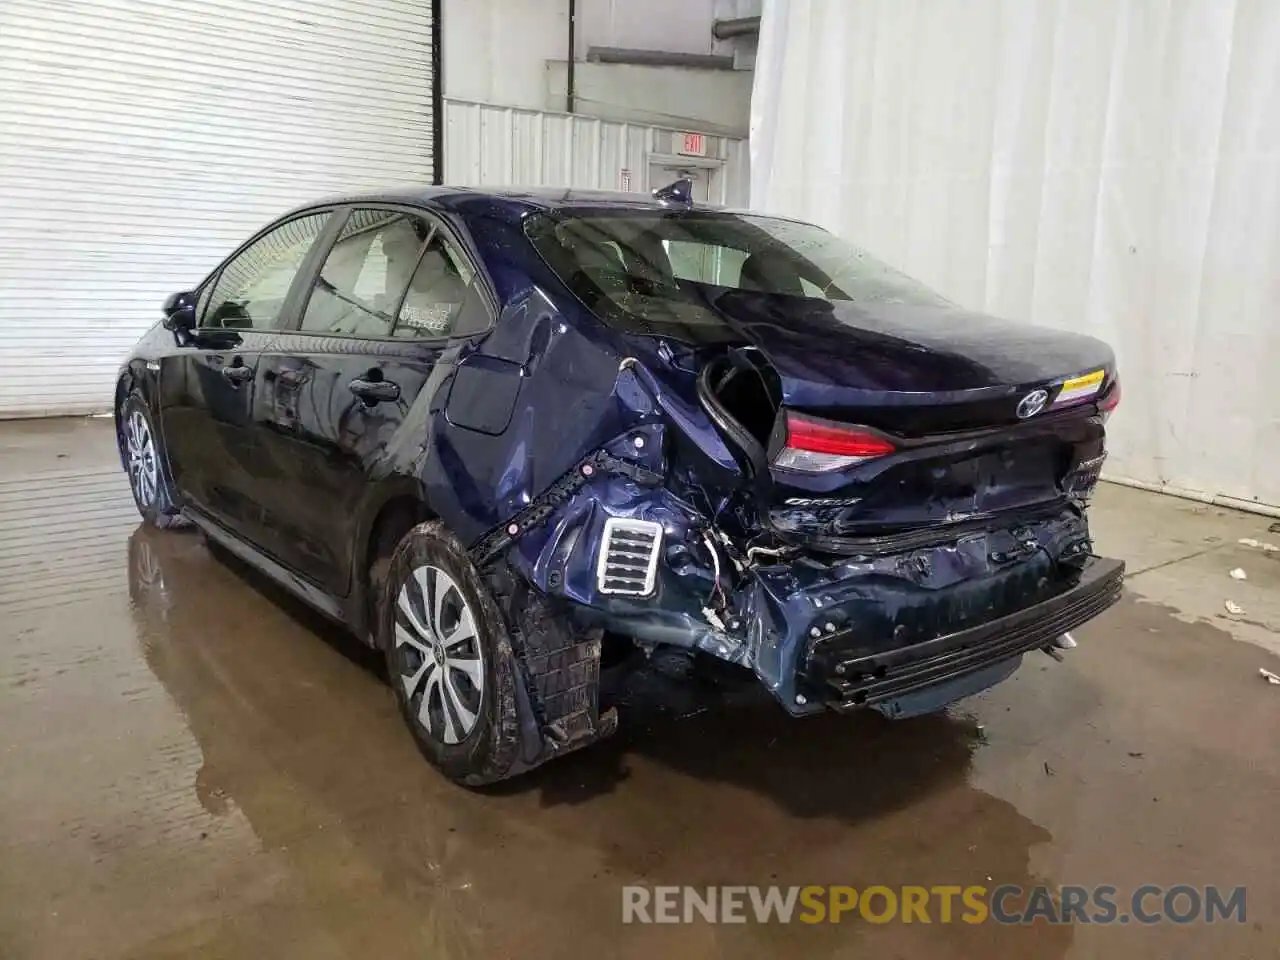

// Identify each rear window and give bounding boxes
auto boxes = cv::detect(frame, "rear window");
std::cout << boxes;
[524,211,949,341]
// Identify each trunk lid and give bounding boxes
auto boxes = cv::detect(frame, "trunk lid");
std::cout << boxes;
[696,295,1117,543]
[714,293,1115,429]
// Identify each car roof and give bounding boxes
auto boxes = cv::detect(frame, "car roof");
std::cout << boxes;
[289,184,835,237]
[302,183,748,220]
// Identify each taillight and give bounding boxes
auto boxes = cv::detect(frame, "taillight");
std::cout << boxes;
[1098,376,1121,418]
[773,411,896,472]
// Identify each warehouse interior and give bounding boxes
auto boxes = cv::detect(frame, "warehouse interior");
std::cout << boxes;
[0,2,1278,958]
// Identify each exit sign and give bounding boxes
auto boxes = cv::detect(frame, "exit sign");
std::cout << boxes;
[680,132,706,157]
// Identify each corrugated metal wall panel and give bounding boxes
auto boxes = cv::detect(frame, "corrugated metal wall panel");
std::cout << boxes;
[0,0,435,418]
[443,98,750,204]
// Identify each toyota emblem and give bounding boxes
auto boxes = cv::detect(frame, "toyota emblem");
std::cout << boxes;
[1016,389,1050,419]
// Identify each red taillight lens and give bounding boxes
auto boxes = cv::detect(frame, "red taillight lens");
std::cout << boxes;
[1098,377,1121,414]
[774,412,896,472]
[785,414,896,456]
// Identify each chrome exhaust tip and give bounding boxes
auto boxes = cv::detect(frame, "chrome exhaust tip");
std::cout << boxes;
[1041,632,1078,662]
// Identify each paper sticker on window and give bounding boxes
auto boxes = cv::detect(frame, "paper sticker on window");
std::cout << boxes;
[1054,369,1105,406]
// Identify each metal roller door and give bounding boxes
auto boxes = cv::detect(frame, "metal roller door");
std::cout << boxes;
[0,0,438,417]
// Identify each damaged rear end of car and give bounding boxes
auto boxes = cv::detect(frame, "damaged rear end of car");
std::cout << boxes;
[458,193,1125,771]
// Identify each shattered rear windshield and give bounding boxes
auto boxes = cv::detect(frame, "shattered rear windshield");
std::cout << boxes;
[523,210,950,341]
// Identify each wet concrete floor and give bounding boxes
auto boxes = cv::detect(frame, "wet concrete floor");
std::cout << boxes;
[1,418,1278,959]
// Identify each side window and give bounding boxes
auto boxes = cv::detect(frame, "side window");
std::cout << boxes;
[663,240,749,287]
[798,276,830,300]
[203,213,329,330]
[393,230,479,339]
[301,209,433,337]
[194,281,215,325]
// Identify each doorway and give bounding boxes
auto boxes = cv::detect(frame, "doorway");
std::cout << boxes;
[646,156,724,204]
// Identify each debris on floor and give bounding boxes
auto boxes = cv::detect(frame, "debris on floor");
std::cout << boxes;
[1269,521,1280,534]
[1238,537,1280,552]
[1260,668,1280,686]
[1229,567,1248,580]
[1224,600,1245,616]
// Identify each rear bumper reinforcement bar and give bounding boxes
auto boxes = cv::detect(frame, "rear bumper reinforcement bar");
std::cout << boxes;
[814,557,1125,709]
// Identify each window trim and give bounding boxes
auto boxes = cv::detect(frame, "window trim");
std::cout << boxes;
[196,207,340,331]
[388,223,439,331]
[285,201,497,344]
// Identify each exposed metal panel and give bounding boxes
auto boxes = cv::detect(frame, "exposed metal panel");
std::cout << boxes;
[444,97,750,203]
[751,0,1280,510]
[0,0,435,417]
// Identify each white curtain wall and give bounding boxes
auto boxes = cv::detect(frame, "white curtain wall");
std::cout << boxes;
[751,0,1280,511]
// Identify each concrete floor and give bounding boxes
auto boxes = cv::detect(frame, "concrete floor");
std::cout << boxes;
[1,418,1278,960]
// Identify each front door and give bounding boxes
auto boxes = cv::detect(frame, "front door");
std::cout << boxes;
[158,210,332,540]
[252,207,491,596]
[160,330,262,532]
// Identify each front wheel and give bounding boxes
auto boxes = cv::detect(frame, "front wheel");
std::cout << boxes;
[378,521,524,786]
[118,393,185,528]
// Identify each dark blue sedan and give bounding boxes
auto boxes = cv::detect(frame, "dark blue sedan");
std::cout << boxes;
[116,181,1124,784]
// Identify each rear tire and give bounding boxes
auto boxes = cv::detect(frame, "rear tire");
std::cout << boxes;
[118,393,185,529]
[377,521,523,786]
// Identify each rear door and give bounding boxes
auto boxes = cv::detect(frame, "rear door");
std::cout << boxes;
[159,210,333,540]
[251,206,493,596]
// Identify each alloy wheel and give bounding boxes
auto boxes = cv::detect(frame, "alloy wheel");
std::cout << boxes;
[394,564,485,745]
[125,410,159,507]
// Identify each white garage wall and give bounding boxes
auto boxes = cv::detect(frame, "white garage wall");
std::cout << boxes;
[0,0,436,418]
[751,0,1280,511]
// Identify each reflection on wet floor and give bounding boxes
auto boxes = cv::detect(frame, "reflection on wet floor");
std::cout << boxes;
[2,420,1278,960]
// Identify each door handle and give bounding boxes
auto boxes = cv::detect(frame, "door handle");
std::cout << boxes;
[222,363,253,384]
[349,377,400,404]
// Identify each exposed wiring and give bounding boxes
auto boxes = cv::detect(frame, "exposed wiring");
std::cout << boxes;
[746,544,789,565]
[701,528,726,607]
[713,526,746,573]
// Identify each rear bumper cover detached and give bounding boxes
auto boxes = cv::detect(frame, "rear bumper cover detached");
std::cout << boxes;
[807,556,1125,711]
[484,419,1125,722]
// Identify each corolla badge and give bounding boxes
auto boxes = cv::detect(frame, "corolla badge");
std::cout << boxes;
[1016,389,1050,419]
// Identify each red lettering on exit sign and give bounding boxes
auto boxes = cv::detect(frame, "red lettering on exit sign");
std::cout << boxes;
[680,132,706,157]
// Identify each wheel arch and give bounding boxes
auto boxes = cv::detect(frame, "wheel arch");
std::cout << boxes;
[113,362,160,460]
[350,484,440,646]
[114,371,133,412]
[113,373,134,466]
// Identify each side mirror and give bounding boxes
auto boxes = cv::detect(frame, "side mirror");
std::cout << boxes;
[162,291,197,332]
